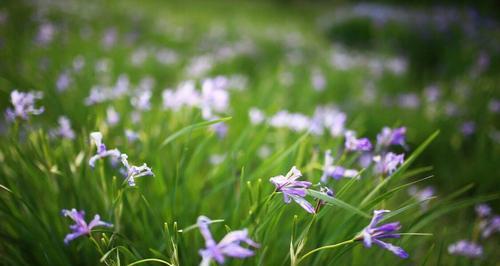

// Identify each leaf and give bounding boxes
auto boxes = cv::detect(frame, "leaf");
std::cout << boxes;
[307,189,370,218]
[160,117,232,147]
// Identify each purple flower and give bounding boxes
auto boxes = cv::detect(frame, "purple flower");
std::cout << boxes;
[248,107,265,125]
[461,121,475,136]
[120,154,154,186]
[448,240,482,258]
[61,208,112,244]
[376,127,407,148]
[345,131,372,152]
[408,186,435,210]
[212,122,228,139]
[125,129,139,142]
[373,152,404,175]
[359,210,409,259]
[269,166,315,213]
[321,150,359,182]
[480,215,500,238]
[106,106,120,126]
[131,90,152,111]
[56,72,72,92]
[489,99,500,113]
[50,116,75,140]
[197,216,259,266]
[475,204,491,218]
[5,90,44,121]
[89,132,121,168]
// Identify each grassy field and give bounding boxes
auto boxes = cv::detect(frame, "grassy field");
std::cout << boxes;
[0,0,499,265]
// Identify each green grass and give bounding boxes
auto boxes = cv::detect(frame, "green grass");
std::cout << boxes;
[0,0,499,265]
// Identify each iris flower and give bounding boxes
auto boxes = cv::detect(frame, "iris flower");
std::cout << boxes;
[120,154,154,186]
[359,210,409,259]
[321,150,359,182]
[270,166,315,213]
[61,209,112,244]
[197,216,259,265]
[89,132,121,168]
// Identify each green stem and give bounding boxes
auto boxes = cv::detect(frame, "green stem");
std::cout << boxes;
[296,238,355,265]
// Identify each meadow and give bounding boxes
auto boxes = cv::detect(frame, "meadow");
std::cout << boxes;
[0,0,499,265]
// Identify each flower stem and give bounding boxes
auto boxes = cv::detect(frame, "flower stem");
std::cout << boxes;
[296,238,355,265]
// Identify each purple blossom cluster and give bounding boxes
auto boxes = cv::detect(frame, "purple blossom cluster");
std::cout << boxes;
[89,132,153,186]
[5,90,44,121]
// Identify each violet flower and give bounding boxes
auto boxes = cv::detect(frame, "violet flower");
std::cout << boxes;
[61,208,112,244]
[88,132,121,168]
[321,150,359,182]
[269,166,315,213]
[345,131,372,152]
[480,215,500,238]
[448,240,482,258]
[376,127,407,148]
[373,152,404,175]
[50,116,75,140]
[197,216,259,266]
[359,210,409,259]
[475,204,491,218]
[5,90,44,121]
[120,154,154,186]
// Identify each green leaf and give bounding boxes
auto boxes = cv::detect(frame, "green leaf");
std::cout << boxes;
[160,117,232,147]
[307,189,370,218]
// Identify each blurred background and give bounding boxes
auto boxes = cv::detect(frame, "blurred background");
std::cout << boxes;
[0,0,499,264]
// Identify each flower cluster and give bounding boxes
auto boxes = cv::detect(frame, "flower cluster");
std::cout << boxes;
[89,132,153,187]
[5,90,44,121]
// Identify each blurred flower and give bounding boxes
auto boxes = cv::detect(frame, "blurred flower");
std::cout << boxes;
[270,166,315,213]
[36,23,55,45]
[359,210,409,259]
[131,90,152,111]
[209,154,226,165]
[397,93,420,109]
[448,240,482,258]
[5,90,44,121]
[120,154,154,186]
[475,204,491,218]
[321,150,359,182]
[102,28,117,48]
[488,99,500,113]
[311,69,326,91]
[345,131,372,152]
[407,186,435,210]
[125,129,139,142]
[88,132,121,168]
[376,127,406,148]
[197,216,259,266]
[50,116,75,140]
[212,122,228,139]
[460,121,475,136]
[248,108,265,125]
[61,208,112,244]
[106,106,120,126]
[56,72,72,92]
[373,152,404,175]
[480,215,500,239]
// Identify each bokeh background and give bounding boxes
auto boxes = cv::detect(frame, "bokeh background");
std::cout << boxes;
[0,0,499,265]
